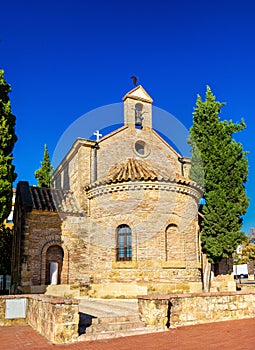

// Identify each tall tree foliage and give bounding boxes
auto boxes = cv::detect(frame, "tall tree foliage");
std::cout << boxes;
[0,70,17,224]
[189,87,248,263]
[34,144,53,187]
[0,224,13,275]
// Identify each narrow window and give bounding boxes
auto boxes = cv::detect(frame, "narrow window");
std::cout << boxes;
[116,225,132,261]
[135,103,143,128]
[165,224,178,261]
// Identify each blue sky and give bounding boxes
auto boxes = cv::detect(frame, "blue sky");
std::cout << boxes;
[1,0,255,234]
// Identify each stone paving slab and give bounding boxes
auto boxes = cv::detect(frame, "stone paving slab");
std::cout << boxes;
[78,298,138,317]
[1,318,255,349]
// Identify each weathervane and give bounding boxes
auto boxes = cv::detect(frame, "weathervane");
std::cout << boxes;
[131,75,138,87]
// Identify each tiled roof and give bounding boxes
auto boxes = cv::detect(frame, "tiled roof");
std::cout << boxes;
[84,159,203,200]
[29,186,58,211]
[17,181,82,214]
[106,158,170,183]
[30,186,81,213]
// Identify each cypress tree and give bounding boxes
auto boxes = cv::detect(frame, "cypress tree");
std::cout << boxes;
[34,144,53,188]
[0,224,13,275]
[0,70,17,224]
[189,87,248,263]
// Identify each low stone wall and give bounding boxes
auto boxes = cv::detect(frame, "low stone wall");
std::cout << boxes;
[27,295,79,344]
[138,290,255,329]
[0,295,79,344]
[0,295,27,326]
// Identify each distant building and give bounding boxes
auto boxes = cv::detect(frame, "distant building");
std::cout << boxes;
[236,244,243,255]
[4,189,16,228]
[12,85,203,297]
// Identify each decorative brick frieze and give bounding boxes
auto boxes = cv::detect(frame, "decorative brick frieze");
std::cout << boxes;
[85,180,202,201]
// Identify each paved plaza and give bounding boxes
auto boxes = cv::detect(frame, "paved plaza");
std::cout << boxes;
[1,318,255,349]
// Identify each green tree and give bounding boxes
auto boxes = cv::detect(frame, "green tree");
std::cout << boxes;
[189,86,248,264]
[0,70,17,224]
[34,144,53,187]
[237,244,255,264]
[0,224,13,275]
[234,230,255,264]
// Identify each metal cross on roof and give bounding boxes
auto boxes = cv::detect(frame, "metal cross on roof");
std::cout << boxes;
[93,130,102,141]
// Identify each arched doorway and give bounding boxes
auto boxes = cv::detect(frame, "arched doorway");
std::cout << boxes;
[45,245,64,285]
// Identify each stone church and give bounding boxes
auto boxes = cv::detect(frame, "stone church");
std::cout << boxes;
[11,85,203,297]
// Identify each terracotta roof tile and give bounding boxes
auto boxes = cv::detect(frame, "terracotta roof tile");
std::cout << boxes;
[106,158,169,183]
[83,160,203,198]
[29,186,81,213]
[16,182,82,214]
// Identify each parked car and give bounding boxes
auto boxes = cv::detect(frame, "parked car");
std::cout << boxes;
[234,274,248,280]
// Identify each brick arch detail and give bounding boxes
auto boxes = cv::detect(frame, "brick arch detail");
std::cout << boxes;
[40,239,69,285]
[165,215,180,229]
[165,222,184,262]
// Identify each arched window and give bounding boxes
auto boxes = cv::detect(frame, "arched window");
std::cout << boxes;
[116,225,132,261]
[165,224,178,261]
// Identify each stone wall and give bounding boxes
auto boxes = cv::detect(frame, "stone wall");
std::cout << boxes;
[0,295,79,344]
[138,291,255,330]
[96,127,181,181]
[52,139,95,211]
[12,210,64,293]
[12,206,90,294]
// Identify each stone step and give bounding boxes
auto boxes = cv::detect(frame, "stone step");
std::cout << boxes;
[78,327,155,342]
[79,313,140,327]
[77,299,148,341]
[78,313,142,335]
[86,320,145,333]
[91,314,141,324]
[79,300,138,317]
